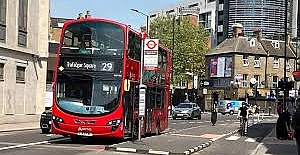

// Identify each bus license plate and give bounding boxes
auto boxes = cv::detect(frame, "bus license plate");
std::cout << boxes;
[77,132,93,136]
[177,114,183,116]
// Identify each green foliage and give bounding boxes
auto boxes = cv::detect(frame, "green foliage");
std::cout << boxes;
[149,15,210,85]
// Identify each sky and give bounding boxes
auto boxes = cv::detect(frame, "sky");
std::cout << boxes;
[50,0,183,30]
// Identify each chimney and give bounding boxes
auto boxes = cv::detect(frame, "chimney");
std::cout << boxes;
[85,11,91,18]
[253,28,262,42]
[232,23,243,38]
[77,13,83,20]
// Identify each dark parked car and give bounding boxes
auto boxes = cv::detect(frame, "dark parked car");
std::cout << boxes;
[40,109,52,134]
[172,103,201,120]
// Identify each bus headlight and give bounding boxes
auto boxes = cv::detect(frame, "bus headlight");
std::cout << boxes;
[52,115,64,123]
[106,119,121,126]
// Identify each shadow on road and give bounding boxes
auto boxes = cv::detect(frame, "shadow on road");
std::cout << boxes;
[244,122,276,143]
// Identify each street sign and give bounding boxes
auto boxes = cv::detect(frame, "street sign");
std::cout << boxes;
[139,31,148,40]
[139,85,147,116]
[144,39,159,70]
[250,78,257,85]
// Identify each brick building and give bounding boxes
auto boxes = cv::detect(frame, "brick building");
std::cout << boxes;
[203,24,297,111]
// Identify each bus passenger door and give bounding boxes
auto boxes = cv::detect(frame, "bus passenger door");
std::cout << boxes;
[123,82,134,136]
[145,87,153,133]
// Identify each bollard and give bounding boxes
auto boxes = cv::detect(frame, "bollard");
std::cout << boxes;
[268,107,271,116]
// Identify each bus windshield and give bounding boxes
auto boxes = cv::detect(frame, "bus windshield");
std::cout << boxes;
[56,71,121,115]
[61,21,124,56]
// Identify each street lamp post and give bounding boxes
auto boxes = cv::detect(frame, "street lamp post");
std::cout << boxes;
[283,0,288,110]
[130,9,150,34]
[130,9,150,141]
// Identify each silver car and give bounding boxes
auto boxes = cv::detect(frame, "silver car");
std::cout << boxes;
[172,103,201,120]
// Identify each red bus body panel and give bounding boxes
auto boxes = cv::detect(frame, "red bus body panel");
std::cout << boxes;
[52,17,171,139]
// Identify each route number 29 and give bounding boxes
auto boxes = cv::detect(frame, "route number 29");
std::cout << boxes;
[101,62,113,72]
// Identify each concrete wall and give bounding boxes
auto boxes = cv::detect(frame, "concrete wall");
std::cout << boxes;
[0,0,49,124]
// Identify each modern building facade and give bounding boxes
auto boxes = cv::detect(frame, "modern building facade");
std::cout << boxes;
[217,0,295,44]
[150,0,218,47]
[0,0,49,124]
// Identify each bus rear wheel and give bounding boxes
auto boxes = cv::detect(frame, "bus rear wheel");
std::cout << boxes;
[155,120,161,135]
[132,121,138,140]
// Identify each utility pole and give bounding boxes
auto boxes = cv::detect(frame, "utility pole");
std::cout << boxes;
[283,0,288,110]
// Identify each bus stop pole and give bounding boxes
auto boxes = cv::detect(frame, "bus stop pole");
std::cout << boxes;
[138,39,145,141]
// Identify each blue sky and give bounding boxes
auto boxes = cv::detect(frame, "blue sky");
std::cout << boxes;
[50,0,183,30]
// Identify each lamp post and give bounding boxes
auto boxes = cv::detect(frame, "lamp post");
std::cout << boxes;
[130,9,150,141]
[130,9,149,34]
[283,0,288,110]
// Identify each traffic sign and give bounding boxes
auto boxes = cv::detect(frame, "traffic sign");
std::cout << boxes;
[250,78,257,84]
[144,39,159,70]
[144,39,159,51]
[139,31,148,40]
[139,84,147,116]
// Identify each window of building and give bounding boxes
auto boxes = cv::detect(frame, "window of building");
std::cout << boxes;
[254,56,261,67]
[0,63,4,80]
[242,74,248,87]
[272,76,278,88]
[188,3,199,8]
[16,66,25,83]
[273,57,279,68]
[242,55,249,66]
[254,75,260,88]
[0,0,6,42]
[18,0,28,47]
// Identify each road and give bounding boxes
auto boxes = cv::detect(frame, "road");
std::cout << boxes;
[0,113,276,155]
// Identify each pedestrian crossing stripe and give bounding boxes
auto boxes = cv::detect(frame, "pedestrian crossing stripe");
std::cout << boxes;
[245,138,256,143]
[225,135,240,141]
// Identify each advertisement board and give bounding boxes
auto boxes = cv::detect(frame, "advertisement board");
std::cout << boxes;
[210,57,232,77]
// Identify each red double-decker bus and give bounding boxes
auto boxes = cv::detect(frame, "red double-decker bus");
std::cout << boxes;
[51,16,172,140]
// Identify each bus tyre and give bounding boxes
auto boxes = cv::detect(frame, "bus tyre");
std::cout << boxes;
[230,110,234,115]
[197,113,201,120]
[155,120,161,135]
[70,135,81,143]
[41,128,50,134]
[132,121,138,140]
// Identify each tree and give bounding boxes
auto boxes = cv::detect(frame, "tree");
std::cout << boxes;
[149,16,210,85]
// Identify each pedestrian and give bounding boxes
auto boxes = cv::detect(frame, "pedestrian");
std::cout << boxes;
[211,101,218,126]
[276,109,291,140]
[292,106,300,155]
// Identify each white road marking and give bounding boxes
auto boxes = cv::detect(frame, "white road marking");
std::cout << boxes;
[225,135,240,141]
[116,147,136,152]
[245,138,256,143]
[148,149,169,155]
[171,133,203,138]
[0,138,68,151]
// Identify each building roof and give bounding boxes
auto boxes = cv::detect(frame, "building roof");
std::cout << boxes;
[207,37,296,58]
[206,37,266,56]
[50,17,72,28]
[260,39,296,58]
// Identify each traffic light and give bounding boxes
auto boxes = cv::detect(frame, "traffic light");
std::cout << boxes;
[278,80,294,91]
[252,87,257,97]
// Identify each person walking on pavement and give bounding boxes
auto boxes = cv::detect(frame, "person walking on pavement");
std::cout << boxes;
[292,106,300,154]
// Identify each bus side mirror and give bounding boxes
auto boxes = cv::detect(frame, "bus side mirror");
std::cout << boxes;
[124,79,130,91]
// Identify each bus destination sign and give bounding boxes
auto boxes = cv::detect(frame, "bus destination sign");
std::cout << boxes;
[61,58,114,72]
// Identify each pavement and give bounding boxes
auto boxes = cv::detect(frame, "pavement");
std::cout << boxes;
[252,125,298,155]
[0,113,283,155]
[0,122,40,132]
